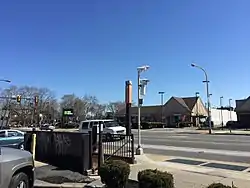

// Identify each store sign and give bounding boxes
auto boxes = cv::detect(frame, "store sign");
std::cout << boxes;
[63,109,74,116]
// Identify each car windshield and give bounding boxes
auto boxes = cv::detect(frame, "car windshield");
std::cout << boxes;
[104,121,119,127]
[82,122,89,129]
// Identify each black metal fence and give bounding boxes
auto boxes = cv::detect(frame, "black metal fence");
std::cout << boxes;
[101,134,134,163]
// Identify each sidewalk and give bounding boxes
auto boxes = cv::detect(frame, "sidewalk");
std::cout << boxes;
[133,154,250,188]
[34,156,250,188]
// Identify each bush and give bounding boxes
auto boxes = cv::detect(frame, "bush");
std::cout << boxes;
[99,160,130,188]
[141,122,153,129]
[138,169,174,188]
[207,183,236,188]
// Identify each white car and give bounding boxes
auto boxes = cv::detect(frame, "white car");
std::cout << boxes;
[79,119,126,139]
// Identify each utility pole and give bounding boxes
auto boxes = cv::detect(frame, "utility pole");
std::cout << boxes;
[195,92,199,127]
[229,99,232,121]
[220,96,224,128]
[191,63,212,134]
[136,65,150,155]
[158,91,165,126]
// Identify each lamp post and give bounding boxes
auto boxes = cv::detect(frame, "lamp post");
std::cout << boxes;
[158,91,165,126]
[220,96,224,128]
[195,92,199,127]
[229,99,232,121]
[191,63,212,134]
[0,79,11,83]
[136,65,150,155]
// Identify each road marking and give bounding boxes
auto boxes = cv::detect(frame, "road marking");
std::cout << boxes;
[138,138,250,146]
[136,144,250,157]
[134,135,250,144]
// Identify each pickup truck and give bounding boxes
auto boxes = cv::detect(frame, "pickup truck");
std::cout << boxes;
[0,147,35,188]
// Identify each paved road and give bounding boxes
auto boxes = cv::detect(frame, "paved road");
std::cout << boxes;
[132,129,250,164]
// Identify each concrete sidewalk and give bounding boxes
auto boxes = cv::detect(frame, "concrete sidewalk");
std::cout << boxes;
[134,154,250,188]
[34,156,250,188]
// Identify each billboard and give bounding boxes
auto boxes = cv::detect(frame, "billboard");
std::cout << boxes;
[62,109,74,116]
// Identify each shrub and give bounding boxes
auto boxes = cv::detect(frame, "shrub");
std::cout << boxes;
[99,160,130,188]
[141,122,152,129]
[207,183,237,188]
[138,169,174,188]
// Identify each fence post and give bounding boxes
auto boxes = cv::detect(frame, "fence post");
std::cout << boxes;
[131,134,135,163]
[98,121,104,175]
[88,131,93,170]
[31,133,37,160]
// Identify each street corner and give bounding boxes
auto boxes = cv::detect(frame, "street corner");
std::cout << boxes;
[134,153,174,165]
[144,153,174,162]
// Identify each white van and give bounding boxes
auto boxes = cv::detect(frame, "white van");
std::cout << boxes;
[78,119,126,135]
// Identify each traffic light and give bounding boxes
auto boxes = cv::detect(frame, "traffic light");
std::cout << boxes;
[17,95,21,103]
[34,96,39,105]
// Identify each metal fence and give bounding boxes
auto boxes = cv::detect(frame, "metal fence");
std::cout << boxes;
[102,134,134,163]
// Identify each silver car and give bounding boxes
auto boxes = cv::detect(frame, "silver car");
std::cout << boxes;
[0,147,35,188]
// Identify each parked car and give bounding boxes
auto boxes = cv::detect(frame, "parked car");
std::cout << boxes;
[0,147,35,188]
[79,119,126,140]
[0,130,25,150]
[40,123,55,131]
[226,121,241,129]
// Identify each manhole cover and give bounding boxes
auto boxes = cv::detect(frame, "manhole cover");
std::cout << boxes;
[165,158,206,165]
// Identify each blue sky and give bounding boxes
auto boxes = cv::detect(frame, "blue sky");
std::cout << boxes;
[0,0,249,107]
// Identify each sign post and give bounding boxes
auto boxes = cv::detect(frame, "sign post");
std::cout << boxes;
[125,80,132,135]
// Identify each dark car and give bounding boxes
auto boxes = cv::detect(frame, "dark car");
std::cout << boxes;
[226,121,241,129]
[0,130,25,150]
[40,123,55,131]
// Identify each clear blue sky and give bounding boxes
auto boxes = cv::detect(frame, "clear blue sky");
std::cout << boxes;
[0,0,249,107]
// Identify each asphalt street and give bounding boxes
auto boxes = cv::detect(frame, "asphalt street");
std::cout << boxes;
[132,129,250,164]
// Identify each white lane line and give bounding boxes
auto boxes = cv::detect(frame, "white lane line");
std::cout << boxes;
[134,135,250,144]
[138,138,250,146]
[136,144,250,157]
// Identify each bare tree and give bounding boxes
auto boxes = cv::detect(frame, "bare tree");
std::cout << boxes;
[0,86,56,126]
[107,101,126,116]
[60,94,86,120]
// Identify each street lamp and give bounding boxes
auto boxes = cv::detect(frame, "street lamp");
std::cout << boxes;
[136,65,150,155]
[229,99,232,121]
[191,63,212,134]
[195,92,199,127]
[158,91,165,126]
[220,96,224,128]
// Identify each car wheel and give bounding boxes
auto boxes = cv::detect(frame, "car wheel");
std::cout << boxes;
[19,143,24,150]
[107,133,113,141]
[120,135,125,140]
[9,172,29,188]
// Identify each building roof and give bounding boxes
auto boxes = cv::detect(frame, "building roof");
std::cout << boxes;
[116,96,200,116]
[182,97,198,110]
[116,105,161,116]
[235,96,250,112]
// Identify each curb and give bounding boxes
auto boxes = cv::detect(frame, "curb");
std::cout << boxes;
[34,180,87,188]
[213,133,250,136]
[34,183,87,188]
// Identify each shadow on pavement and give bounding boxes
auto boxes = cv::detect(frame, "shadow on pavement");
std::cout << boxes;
[35,165,94,184]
